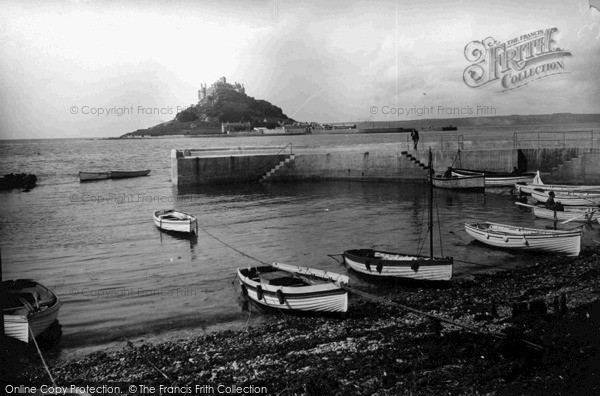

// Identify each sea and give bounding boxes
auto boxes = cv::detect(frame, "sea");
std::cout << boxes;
[1,125,599,360]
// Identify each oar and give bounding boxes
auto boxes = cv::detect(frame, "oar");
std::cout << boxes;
[514,202,536,208]
[560,210,596,224]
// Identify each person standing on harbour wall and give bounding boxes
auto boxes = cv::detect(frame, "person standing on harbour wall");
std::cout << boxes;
[411,129,419,150]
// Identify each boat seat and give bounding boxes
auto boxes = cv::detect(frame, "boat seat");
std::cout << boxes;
[267,277,306,287]
[4,290,40,308]
[259,271,307,286]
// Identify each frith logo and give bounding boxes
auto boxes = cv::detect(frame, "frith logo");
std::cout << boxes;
[463,28,572,91]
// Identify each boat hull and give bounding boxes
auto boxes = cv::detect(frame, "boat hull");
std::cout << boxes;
[109,170,151,179]
[516,183,600,196]
[452,168,535,187]
[79,170,150,182]
[78,171,110,181]
[343,249,453,281]
[532,206,598,222]
[237,265,348,313]
[531,189,600,206]
[464,222,581,256]
[431,175,485,191]
[515,172,600,196]
[2,279,61,343]
[153,210,197,234]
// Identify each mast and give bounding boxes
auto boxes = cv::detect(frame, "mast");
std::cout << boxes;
[428,148,433,259]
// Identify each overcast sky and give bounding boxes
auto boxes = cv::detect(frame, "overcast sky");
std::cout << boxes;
[1,0,599,139]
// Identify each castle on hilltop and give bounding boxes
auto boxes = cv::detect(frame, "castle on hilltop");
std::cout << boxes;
[198,76,245,104]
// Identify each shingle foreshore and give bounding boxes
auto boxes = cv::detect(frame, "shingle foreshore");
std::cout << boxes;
[7,250,600,395]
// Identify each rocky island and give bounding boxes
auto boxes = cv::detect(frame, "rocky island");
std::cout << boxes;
[121,77,295,138]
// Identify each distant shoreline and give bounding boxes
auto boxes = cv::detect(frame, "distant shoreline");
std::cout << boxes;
[120,113,600,138]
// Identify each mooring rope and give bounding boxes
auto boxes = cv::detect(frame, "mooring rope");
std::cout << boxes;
[123,338,171,380]
[198,226,269,266]
[198,226,544,351]
[452,257,513,271]
[30,327,58,387]
[341,284,544,351]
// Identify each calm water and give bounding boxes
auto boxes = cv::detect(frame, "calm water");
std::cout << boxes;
[1,129,599,358]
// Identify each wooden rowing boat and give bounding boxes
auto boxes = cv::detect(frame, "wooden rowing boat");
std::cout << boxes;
[515,202,598,223]
[343,249,453,281]
[515,171,600,195]
[153,209,198,234]
[79,169,150,182]
[452,168,535,187]
[78,171,110,181]
[531,189,600,206]
[464,221,581,256]
[2,279,61,343]
[237,262,349,313]
[430,173,485,191]
[109,170,151,179]
[343,149,453,281]
[533,206,598,222]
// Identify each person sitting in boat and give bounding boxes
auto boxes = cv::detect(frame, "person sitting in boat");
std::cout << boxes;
[544,191,564,211]
[443,167,453,178]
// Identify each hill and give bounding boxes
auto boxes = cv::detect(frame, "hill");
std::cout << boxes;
[122,80,294,137]
[354,113,600,131]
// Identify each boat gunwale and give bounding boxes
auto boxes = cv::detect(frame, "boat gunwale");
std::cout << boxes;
[465,221,582,236]
[343,248,453,264]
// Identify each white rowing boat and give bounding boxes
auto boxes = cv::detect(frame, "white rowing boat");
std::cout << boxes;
[533,206,598,223]
[430,173,485,191]
[153,209,198,234]
[464,221,581,256]
[515,171,600,195]
[2,279,61,343]
[237,263,349,314]
[531,189,600,206]
[343,249,453,281]
[451,168,535,187]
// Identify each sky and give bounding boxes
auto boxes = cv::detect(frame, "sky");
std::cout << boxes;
[0,0,599,139]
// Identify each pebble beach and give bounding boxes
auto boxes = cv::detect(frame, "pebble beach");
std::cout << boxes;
[5,246,600,395]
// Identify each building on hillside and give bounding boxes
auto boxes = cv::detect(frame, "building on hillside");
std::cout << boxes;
[199,77,246,103]
[221,122,251,134]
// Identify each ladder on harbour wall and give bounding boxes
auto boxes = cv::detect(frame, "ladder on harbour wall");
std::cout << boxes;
[260,154,295,182]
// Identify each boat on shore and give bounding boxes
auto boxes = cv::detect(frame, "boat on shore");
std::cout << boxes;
[531,189,600,206]
[2,279,61,343]
[343,249,454,281]
[79,169,150,182]
[153,209,198,234]
[464,221,581,256]
[515,171,600,195]
[237,262,349,314]
[430,173,485,191]
[451,168,535,187]
[343,149,453,282]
